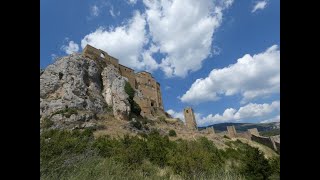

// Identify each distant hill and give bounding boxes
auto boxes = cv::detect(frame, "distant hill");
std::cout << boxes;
[199,122,280,136]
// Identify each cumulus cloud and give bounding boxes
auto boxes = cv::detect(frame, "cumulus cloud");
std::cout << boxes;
[91,5,99,16]
[198,101,280,126]
[252,1,267,13]
[167,109,202,123]
[167,109,185,121]
[127,0,138,5]
[61,41,79,55]
[143,0,234,77]
[260,115,280,123]
[81,11,152,70]
[180,45,280,104]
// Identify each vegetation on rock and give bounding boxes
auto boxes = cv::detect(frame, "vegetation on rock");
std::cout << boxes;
[125,81,141,117]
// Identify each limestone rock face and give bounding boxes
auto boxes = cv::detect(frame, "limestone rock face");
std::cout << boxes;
[40,54,106,129]
[40,53,132,129]
[101,66,130,121]
[111,77,130,120]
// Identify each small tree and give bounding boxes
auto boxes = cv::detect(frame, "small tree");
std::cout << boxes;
[240,147,272,180]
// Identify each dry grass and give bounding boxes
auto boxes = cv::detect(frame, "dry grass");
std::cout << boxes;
[93,115,278,158]
[235,138,279,159]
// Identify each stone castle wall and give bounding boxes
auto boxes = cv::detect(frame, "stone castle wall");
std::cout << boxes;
[82,44,164,118]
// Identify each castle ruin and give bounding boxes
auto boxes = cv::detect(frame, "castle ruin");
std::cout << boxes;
[184,107,197,130]
[82,44,164,118]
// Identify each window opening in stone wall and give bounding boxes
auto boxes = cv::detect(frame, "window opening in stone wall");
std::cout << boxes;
[100,53,105,58]
[186,110,189,113]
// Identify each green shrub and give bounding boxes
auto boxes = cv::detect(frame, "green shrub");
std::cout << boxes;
[130,120,142,130]
[51,108,78,118]
[223,135,230,139]
[269,156,280,177]
[41,128,277,180]
[158,116,166,123]
[169,130,177,137]
[41,117,54,129]
[240,147,272,180]
[125,81,141,116]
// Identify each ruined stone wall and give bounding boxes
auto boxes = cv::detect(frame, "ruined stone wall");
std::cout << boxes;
[83,44,120,68]
[236,131,251,140]
[82,45,164,119]
[135,72,161,107]
[83,44,102,60]
[156,82,164,109]
[251,135,278,152]
[227,126,237,138]
[119,64,135,88]
[248,128,260,136]
[184,107,197,130]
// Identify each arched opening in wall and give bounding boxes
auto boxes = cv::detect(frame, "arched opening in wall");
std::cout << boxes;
[186,110,189,113]
[148,79,151,85]
[100,52,105,59]
[151,100,155,107]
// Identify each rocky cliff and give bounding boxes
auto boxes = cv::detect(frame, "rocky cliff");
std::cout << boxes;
[40,53,131,130]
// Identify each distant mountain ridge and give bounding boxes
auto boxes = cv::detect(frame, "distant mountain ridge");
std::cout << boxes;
[199,122,280,133]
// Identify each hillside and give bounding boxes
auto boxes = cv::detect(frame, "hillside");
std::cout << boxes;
[199,122,280,136]
[40,53,280,180]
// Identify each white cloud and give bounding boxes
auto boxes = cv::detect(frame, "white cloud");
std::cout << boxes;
[167,109,185,121]
[165,86,171,90]
[252,1,267,13]
[180,45,280,104]
[260,115,280,123]
[81,11,153,70]
[91,5,99,16]
[167,109,202,124]
[109,6,120,17]
[61,41,79,55]
[128,0,138,5]
[109,6,116,17]
[198,101,280,126]
[143,0,233,77]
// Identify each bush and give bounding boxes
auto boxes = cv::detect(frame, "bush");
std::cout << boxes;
[130,120,142,130]
[240,147,272,180]
[51,108,78,118]
[158,116,166,123]
[125,81,141,116]
[223,135,230,139]
[269,156,280,177]
[169,130,177,137]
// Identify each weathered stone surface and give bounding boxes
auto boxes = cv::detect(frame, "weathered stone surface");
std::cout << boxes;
[111,77,130,120]
[40,53,106,129]
[101,65,131,121]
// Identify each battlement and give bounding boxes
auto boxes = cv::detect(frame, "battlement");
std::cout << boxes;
[82,44,164,118]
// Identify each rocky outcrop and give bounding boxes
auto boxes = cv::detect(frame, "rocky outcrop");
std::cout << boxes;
[101,66,130,120]
[40,53,131,129]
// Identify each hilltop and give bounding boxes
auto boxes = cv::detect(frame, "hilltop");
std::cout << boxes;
[40,47,280,180]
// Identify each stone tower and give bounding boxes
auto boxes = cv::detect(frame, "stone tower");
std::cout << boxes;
[227,125,237,138]
[184,107,197,130]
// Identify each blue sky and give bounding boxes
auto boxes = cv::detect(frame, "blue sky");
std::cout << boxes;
[40,0,280,127]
